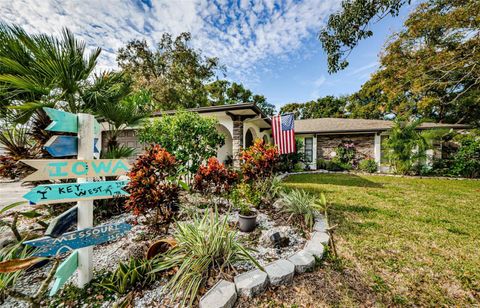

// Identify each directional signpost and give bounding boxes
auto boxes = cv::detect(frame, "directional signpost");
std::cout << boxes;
[22,107,132,295]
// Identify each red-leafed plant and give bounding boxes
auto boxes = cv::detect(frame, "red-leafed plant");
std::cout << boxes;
[193,157,238,195]
[240,139,280,182]
[126,145,180,230]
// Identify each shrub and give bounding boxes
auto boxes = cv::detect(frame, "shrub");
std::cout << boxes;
[450,132,480,178]
[125,145,180,229]
[334,142,356,165]
[280,190,326,230]
[240,139,279,182]
[98,258,157,295]
[277,139,305,172]
[359,158,378,173]
[0,156,18,179]
[138,111,225,177]
[317,159,351,171]
[150,208,261,307]
[230,182,262,209]
[193,157,238,195]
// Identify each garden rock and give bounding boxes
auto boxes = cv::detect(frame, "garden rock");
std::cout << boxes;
[234,268,269,297]
[272,199,285,210]
[199,279,237,308]
[264,259,295,286]
[313,216,329,232]
[304,236,325,258]
[288,250,315,273]
[312,231,330,245]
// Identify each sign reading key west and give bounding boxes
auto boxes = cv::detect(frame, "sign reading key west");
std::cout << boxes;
[24,222,132,257]
[23,180,129,205]
[21,159,130,182]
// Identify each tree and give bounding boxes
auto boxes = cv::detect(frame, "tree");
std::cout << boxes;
[206,80,275,116]
[138,110,225,177]
[360,0,480,125]
[319,0,409,73]
[279,96,347,119]
[117,33,221,110]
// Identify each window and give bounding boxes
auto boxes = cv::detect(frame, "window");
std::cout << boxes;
[304,137,313,162]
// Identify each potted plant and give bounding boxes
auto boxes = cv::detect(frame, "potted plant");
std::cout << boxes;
[238,201,257,232]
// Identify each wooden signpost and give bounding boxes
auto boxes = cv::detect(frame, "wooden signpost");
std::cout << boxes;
[22,107,132,294]
[24,222,132,257]
[23,180,129,205]
[21,159,130,181]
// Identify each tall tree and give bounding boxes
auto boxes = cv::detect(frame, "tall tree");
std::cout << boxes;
[361,0,480,125]
[117,33,221,110]
[280,96,348,119]
[319,0,410,73]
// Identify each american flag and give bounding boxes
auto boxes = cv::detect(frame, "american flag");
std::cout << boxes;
[272,113,296,154]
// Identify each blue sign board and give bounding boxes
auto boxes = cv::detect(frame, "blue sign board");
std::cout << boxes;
[24,222,132,257]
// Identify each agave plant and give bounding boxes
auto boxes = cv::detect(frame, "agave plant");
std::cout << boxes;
[280,189,326,230]
[150,208,261,307]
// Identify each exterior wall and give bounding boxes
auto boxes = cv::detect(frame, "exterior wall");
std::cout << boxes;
[316,133,376,161]
[101,129,143,159]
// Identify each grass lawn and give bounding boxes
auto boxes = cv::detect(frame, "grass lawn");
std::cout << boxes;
[239,173,480,307]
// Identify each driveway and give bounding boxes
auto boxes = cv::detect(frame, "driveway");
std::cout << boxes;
[0,181,31,211]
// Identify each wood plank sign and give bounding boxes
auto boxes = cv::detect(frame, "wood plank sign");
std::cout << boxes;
[24,222,132,257]
[43,136,100,157]
[45,206,78,237]
[21,159,131,182]
[45,107,101,135]
[23,180,129,204]
[50,251,78,296]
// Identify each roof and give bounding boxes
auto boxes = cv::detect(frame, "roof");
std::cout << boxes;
[294,118,470,134]
[153,103,270,125]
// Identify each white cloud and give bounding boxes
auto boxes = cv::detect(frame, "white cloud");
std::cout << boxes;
[0,0,340,81]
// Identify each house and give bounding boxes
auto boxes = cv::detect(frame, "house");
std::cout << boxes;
[294,118,470,170]
[106,103,469,170]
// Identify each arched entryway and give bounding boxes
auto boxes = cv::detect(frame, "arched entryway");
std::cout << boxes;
[216,124,233,164]
[245,128,255,148]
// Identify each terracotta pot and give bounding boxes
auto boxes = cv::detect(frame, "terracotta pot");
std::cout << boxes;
[238,214,257,232]
[146,238,177,259]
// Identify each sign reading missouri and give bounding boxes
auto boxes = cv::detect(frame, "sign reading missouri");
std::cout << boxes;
[21,159,131,181]
[24,222,132,257]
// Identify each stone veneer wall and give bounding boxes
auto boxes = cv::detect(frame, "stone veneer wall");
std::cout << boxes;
[232,119,244,168]
[317,133,375,160]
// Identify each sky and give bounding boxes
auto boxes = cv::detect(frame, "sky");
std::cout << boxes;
[0,0,413,109]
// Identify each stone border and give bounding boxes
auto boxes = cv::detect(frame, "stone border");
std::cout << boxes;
[199,214,330,308]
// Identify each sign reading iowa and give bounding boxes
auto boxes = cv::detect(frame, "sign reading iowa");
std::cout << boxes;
[21,159,131,181]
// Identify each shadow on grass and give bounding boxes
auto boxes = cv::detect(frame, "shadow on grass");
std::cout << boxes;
[286,173,384,188]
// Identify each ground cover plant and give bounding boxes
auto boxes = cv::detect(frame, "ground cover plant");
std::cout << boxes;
[242,173,480,307]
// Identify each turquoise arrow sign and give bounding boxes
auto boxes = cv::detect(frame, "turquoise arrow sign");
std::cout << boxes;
[23,180,129,205]
[44,107,78,133]
[50,250,78,296]
[24,222,132,257]
[43,136,100,157]
[44,107,101,135]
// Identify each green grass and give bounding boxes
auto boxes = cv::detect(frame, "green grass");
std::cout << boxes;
[284,173,480,306]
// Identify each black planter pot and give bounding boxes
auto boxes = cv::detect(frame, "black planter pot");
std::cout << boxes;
[238,214,257,232]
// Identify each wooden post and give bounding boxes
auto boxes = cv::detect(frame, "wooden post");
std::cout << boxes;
[77,113,94,287]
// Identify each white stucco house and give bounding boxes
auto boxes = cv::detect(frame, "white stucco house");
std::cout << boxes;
[105,103,469,169]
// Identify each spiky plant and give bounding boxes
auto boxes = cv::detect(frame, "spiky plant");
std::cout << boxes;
[150,209,261,307]
[280,189,325,230]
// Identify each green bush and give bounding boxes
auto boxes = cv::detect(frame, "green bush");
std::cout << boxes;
[280,190,326,230]
[358,159,378,173]
[317,159,351,171]
[450,132,480,178]
[138,110,224,176]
